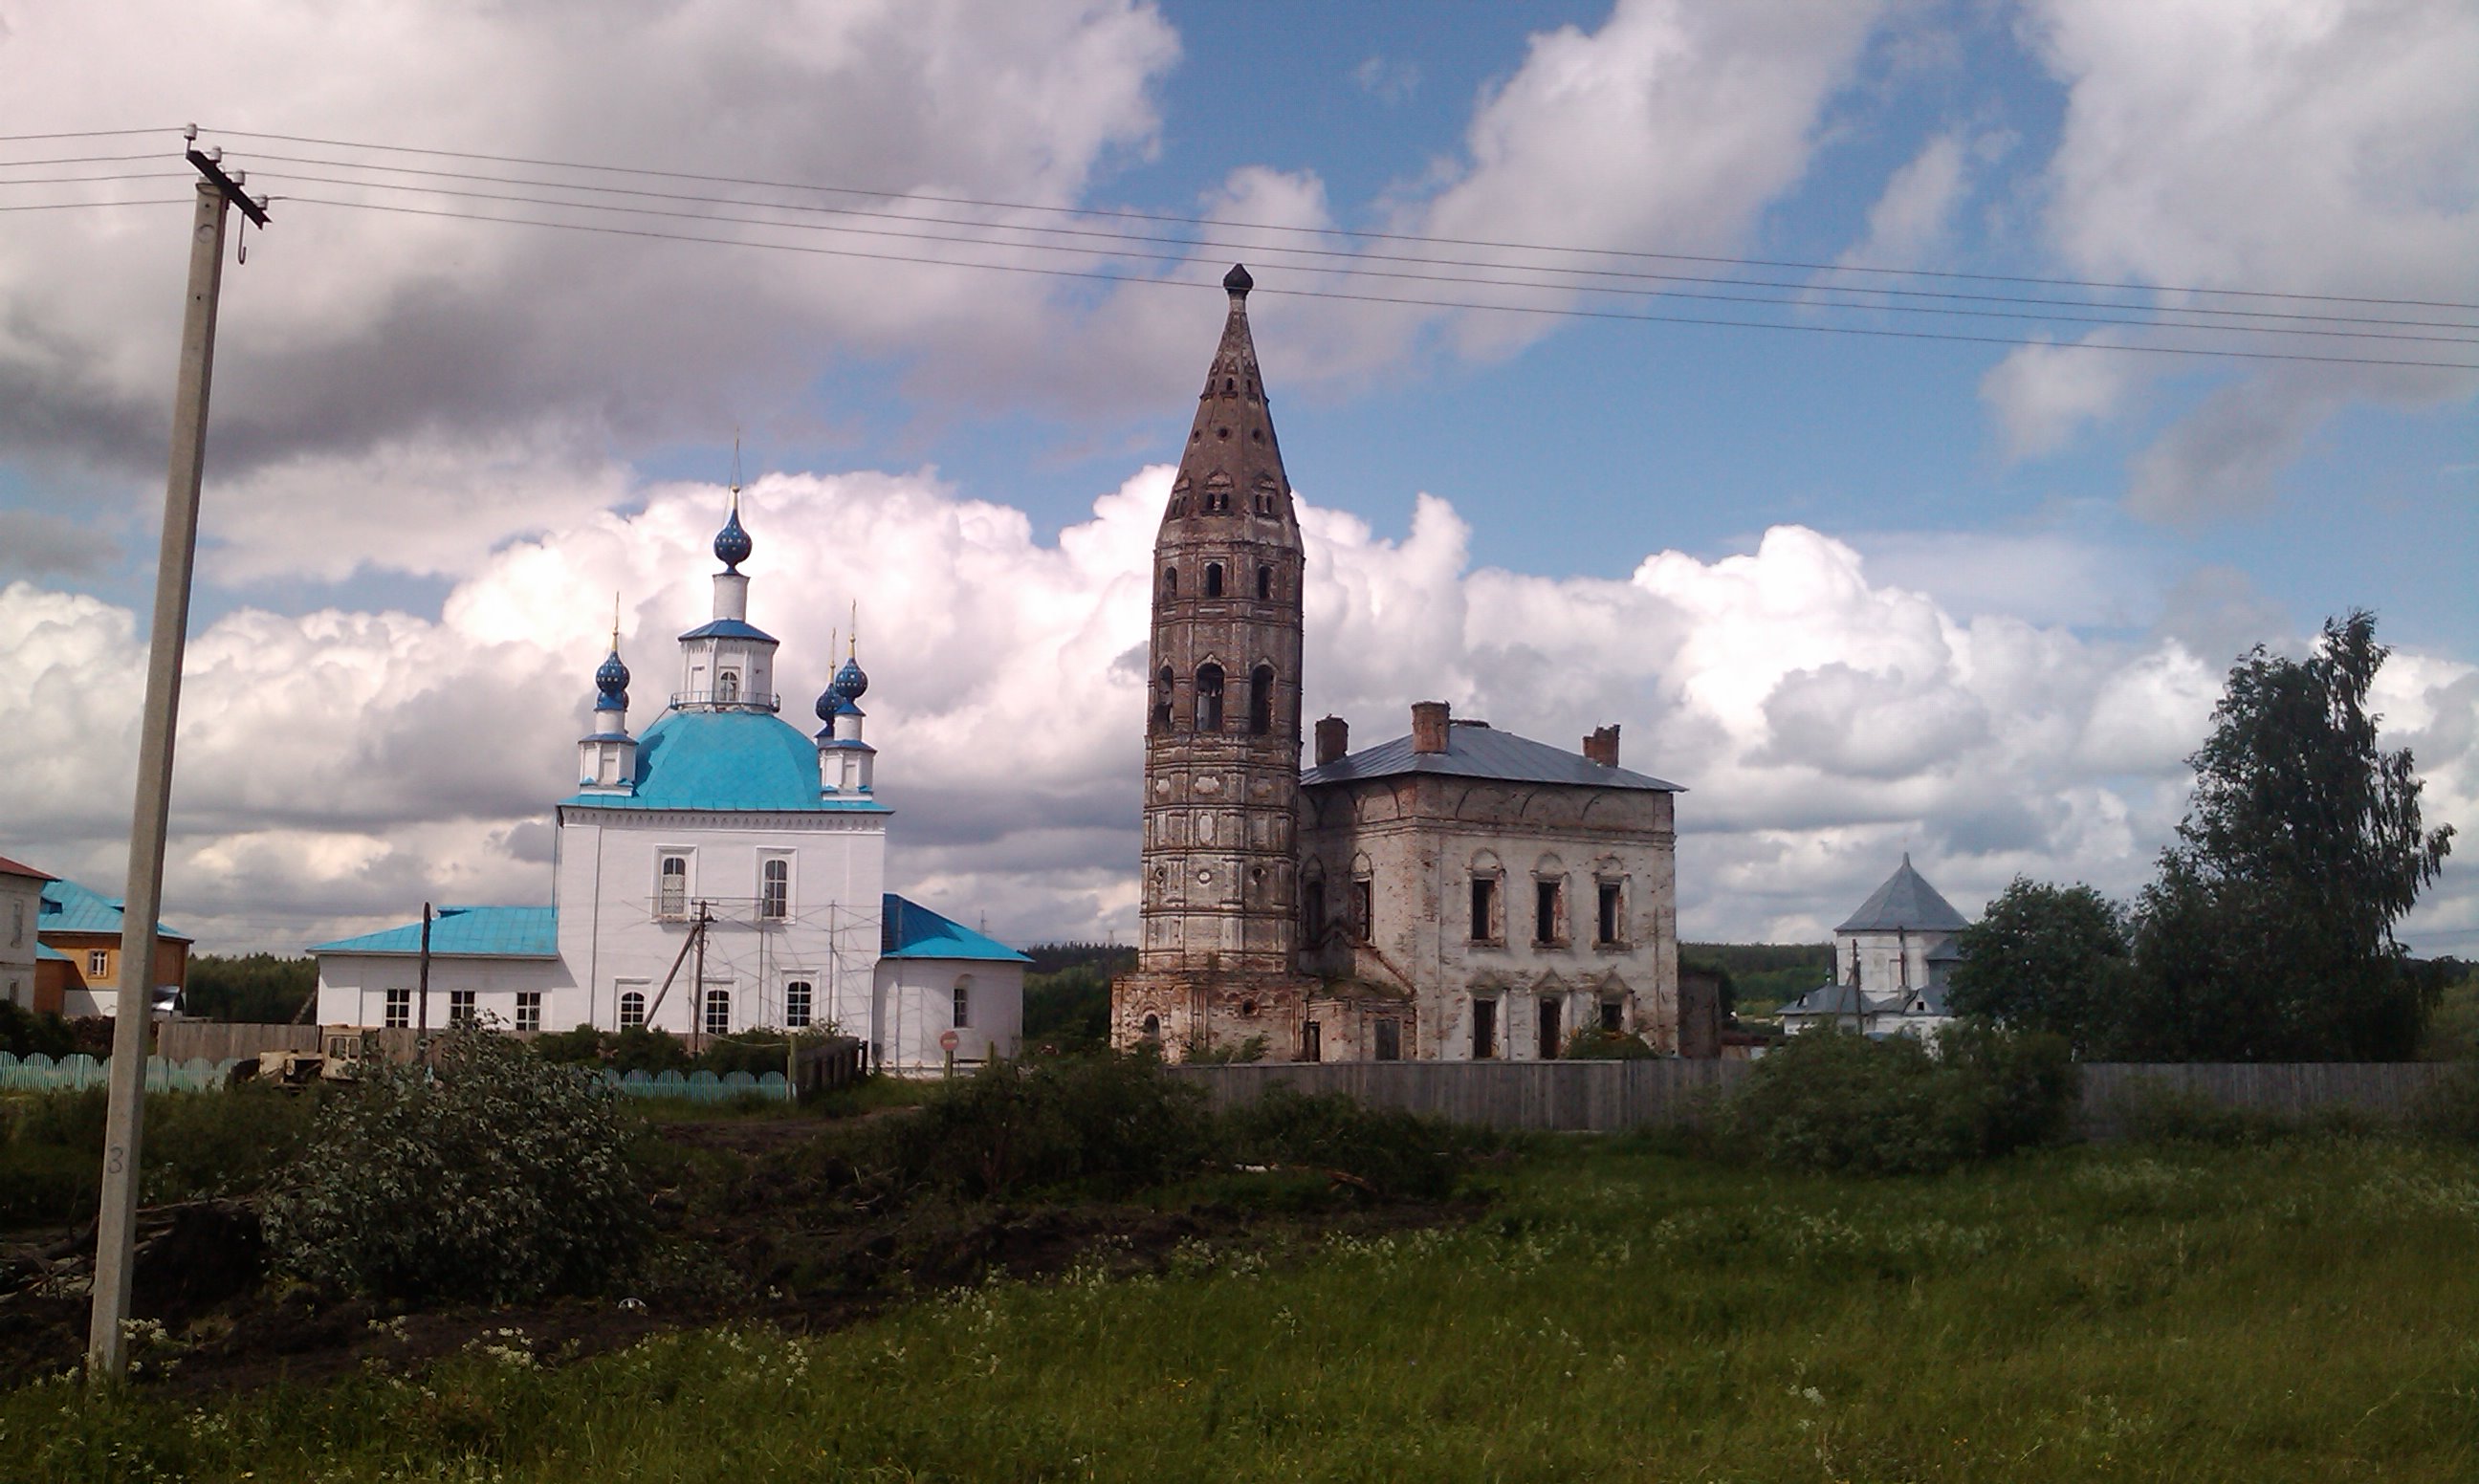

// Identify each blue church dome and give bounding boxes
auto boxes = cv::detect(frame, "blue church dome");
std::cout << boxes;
[815,686,850,724]
[831,655,868,705]
[713,503,753,571]
[594,647,630,709]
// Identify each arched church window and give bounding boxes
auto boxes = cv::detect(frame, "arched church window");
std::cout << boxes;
[717,670,739,704]
[1162,566,1177,600]
[704,988,730,1037]
[1153,666,1174,734]
[953,976,973,1029]
[1196,664,1224,731]
[784,980,812,1029]
[1304,877,1327,941]
[1257,564,1273,600]
[619,991,647,1028]
[658,855,689,920]
[760,858,789,921]
[1204,563,1224,598]
[1141,1014,1161,1044]
[1249,665,1275,735]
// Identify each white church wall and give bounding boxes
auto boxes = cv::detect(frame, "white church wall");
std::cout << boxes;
[314,953,571,1031]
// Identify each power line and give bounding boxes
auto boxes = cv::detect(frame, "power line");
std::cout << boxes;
[230,153,2476,333]
[0,127,182,142]
[208,125,2479,313]
[275,193,2479,371]
[0,199,188,213]
[252,171,2479,348]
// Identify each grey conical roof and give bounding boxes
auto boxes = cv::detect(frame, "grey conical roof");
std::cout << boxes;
[1835,854,1968,933]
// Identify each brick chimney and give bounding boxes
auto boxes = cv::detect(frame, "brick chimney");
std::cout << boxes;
[1411,701,1452,754]
[1583,724,1620,767]
[1314,715,1349,767]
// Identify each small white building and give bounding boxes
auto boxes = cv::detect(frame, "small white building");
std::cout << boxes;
[0,855,49,1010]
[1779,854,1965,1040]
[312,496,1026,1073]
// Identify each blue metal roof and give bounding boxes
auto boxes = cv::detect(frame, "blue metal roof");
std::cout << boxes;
[37,879,190,941]
[1836,856,1969,933]
[312,906,559,958]
[1303,721,1682,793]
[35,944,68,962]
[562,709,890,813]
[879,894,1030,963]
[677,618,778,643]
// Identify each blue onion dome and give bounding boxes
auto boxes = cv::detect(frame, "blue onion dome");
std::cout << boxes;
[831,655,868,704]
[713,502,753,571]
[594,647,630,709]
[814,685,847,724]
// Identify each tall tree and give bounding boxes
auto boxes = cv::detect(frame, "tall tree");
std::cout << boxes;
[1947,878,2129,1057]
[2133,611,2453,1060]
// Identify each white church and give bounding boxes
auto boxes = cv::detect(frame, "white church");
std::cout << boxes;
[312,496,1026,1073]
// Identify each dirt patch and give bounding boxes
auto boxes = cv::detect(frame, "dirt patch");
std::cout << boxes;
[0,1112,1471,1397]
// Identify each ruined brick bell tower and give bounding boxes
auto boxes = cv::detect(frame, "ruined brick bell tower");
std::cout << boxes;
[1111,265,1318,1058]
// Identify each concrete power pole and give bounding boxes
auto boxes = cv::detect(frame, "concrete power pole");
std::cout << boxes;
[88,142,268,1380]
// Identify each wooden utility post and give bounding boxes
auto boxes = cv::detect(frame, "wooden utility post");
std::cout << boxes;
[89,142,269,1379]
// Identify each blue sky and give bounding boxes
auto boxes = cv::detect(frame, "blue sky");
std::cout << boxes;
[0,0,2471,955]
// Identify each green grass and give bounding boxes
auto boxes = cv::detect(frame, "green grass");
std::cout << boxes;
[11,1136,2479,1480]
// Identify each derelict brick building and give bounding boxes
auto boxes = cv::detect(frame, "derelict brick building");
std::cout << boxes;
[1111,267,1683,1061]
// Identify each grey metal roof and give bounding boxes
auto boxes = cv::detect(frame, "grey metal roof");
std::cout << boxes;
[1835,855,1968,933]
[1778,983,1902,1018]
[1302,722,1682,793]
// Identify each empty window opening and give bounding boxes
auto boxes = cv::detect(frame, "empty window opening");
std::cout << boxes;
[1249,665,1275,735]
[1162,566,1177,600]
[384,988,411,1030]
[1470,877,1498,942]
[1141,1014,1161,1044]
[1600,998,1623,1034]
[1257,564,1274,599]
[1351,878,1374,943]
[1196,664,1225,731]
[1535,880,1562,945]
[1539,997,1562,1060]
[1204,563,1224,597]
[1304,1020,1323,1062]
[658,854,689,919]
[1374,1017,1401,1061]
[785,980,813,1029]
[619,990,647,1028]
[1473,998,1498,1060]
[1153,666,1174,734]
[704,989,730,1037]
[1304,879,1327,941]
[516,991,542,1035]
[761,858,790,921]
[1597,883,1621,945]
[449,989,477,1028]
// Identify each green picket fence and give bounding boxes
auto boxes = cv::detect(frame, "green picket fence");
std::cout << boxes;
[0,1052,789,1102]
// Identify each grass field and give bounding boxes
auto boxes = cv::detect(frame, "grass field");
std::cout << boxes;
[9,1131,2477,1482]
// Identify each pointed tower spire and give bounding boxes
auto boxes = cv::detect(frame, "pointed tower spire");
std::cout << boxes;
[581,600,638,795]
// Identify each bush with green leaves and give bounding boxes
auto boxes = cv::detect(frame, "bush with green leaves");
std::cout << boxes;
[1224,1086,1489,1200]
[262,1028,645,1301]
[878,1051,1215,1199]
[1726,1025,2079,1176]
[1561,1026,1657,1059]
[0,1000,77,1059]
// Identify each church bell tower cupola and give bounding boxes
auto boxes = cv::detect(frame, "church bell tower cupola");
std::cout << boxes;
[577,613,638,795]
[815,635,877,797]
[676,485,781,712]
[1134,264,1307,980]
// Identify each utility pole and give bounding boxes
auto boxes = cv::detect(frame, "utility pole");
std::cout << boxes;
[89,138,269,1379]
[417,902,432,1039]
[691,901,711,1041]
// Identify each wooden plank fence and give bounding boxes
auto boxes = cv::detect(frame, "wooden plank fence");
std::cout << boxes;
[1170,1059,2465,1137]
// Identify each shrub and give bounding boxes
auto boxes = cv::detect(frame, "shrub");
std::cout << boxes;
[879,1052,1212,1199]
[1225,1086,1488,1200]
[0,1001,77,1059]
[608,1025,692,1076]
[0,1084,318,1230]
[531,1023,606,1066]
[1726,1025,2079,1176]
[1561,1026,1657,1060]
[263,1028,645,1301]
[1183,1034,1269,1064]
[2414,1063,2479,1142]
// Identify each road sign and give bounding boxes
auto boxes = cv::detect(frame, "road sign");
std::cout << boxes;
[938,1029,960,1052]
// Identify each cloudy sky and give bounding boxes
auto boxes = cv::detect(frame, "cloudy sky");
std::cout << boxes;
[2,0,2472,957]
